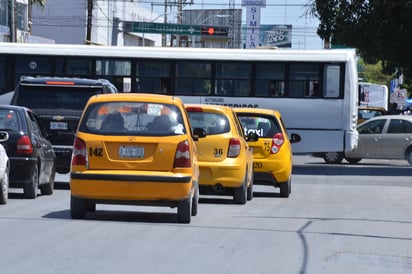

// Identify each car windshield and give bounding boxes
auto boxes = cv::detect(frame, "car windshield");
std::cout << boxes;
[0,108,21,131]
[16,85,103,111]
[238,115,281,138]
[79,101,186,136]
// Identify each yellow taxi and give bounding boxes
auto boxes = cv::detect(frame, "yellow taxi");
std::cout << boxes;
[185,104,257,204]
[70,93,205,223]
[234,108,301,198]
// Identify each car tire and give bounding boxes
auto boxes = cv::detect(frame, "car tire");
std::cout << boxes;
[57,167,70,174]
[191,183,199,217]
[70,196,87,219]
[233,175,247,205]
[0,165,9,205]
[247,172,254,201]
[40,166,55,195]
[177,194,192,224]
[280,176,291,198]
[406,147,412,166]
[345,157,362,164]
[24,165,39,199]
[323,152,344,164]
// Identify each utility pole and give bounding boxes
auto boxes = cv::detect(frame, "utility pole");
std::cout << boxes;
[228,0,235,48]
[9,0,16,42]
[86,0,93,44]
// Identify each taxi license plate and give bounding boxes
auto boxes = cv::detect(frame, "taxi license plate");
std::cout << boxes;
[119,146,144,158]
[50,121,68,130]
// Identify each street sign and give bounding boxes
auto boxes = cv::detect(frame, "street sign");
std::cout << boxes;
[123,21,201,36]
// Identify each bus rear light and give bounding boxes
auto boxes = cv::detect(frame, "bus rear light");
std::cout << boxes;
[174,140,191,168]
[228,138,241,157]
[17,135,33,154]
[72,137,87,166]
[270,133,284,154]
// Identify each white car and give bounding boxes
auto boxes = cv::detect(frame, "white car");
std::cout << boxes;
[0,142,10,204]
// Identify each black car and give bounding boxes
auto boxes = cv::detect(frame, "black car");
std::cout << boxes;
[0,105,55,198]
[10,77,117,174]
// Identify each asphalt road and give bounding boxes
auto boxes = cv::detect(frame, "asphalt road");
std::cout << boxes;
[1,155,412,274]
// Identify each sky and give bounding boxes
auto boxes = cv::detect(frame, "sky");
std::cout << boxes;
[140,0,323,49]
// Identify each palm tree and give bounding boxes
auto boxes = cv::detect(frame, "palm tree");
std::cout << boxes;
[28,0,47,33]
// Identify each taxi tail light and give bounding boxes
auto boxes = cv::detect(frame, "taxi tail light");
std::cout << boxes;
[185,106,203,112]
[270,133,285,154]
[72,137,87,166]
[174,140,191,168]
[16,135,33,154]
[228,138,241,158]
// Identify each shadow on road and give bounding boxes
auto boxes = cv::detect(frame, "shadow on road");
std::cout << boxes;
[293,162,412,177]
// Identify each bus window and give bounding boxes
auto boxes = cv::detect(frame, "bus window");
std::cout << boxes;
[55,57,92,76]
[175,62,211,95]
[0,58,4,93]
[15,56,52,75]
[324,65,341,98]
[289,63,320,98]
[255,63,285,97]
[215,62,251,96]
[136,61,171,93]
[96,60,131,76]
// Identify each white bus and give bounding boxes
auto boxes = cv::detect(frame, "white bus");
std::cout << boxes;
[0,43,359,154]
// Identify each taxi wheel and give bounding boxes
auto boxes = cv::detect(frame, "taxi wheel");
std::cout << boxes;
[191,184,199,217]
[24,165,39,199]
[247,172,254,201]
[177,194,192,224]
[233,175,247,205]
[70,196,87,219]
[279,177,291,198]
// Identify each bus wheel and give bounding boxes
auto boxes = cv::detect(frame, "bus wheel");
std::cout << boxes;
[323,152,344,164]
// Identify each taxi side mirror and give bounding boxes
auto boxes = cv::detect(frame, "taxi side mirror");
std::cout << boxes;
[246,131,259,142]
[193,128,207,141]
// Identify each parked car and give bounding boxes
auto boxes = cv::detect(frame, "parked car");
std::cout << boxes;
[0,105,56,198]
[70,93,205,223]
[235,108,301,197]
[186,104,257,204]
[10,76,117,174]
[357,106,387,124]
[0,143,9,204]
[320,115,412,165]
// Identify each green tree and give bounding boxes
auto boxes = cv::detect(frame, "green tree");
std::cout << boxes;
[305,1,412,80]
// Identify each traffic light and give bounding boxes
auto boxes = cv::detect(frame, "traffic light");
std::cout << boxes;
[200,26,228,37]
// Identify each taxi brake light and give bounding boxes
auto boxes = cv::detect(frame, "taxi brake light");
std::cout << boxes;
[174,140,191,168]
[186,106,203,112]
[228,138,241,157]
[270,133,284,154]
[72,137,87,166]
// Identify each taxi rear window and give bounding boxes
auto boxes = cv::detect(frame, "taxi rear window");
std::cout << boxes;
[238,115,281,138]
[188,112,230,135]
[79,101,186,136]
